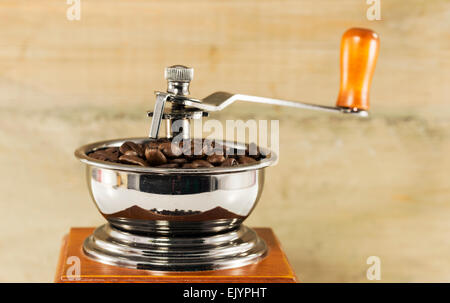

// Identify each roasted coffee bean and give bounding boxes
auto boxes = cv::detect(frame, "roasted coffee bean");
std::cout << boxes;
[124,150,138,156]
[90,147,120,162]
[145,138,170,150]
[220,157,238,167]
[107,148,120,161]
[156,163,179,168]
[159,142,182,158]
[192,159,214,168]
[146,140,161,150]
[119,155,148,166]
[89,150,109,161]
[144,147,168,166]
[207,154,226,165]
[238,155,257,164]
[120,141,144,157]
[170,158,187,164]
[105,147,120,153]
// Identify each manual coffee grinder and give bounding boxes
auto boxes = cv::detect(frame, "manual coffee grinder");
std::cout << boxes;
[70,28,379,275]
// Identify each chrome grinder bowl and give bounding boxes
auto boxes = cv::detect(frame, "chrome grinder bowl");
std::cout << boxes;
[75,137,277,271]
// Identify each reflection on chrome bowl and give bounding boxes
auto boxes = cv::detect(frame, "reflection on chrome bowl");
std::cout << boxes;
[75,138,276,235]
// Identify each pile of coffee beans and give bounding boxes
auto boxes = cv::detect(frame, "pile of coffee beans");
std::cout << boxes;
[88,138,268,168]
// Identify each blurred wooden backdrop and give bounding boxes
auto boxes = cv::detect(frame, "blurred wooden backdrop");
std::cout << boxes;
[0,0,449,282]
[1,0,449,113]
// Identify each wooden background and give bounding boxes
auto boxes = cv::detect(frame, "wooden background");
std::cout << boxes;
[0,0,449,282]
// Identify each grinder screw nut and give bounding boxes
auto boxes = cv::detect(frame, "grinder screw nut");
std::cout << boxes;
[164,65,194,83]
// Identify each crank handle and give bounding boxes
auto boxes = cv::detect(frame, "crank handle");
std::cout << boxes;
[185,28,379,117]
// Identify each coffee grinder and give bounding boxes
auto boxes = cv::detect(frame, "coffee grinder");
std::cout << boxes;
[73,28,379,272]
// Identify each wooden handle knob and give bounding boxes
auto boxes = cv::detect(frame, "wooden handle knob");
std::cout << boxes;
[336,28,379,111]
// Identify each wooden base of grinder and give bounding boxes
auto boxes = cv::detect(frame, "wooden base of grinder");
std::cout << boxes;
[55,227,298,283]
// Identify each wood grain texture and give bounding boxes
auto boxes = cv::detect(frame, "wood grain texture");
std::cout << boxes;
[55,227,298,283]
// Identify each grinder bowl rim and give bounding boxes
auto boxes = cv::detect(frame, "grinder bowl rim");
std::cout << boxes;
[74,137,277,174]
